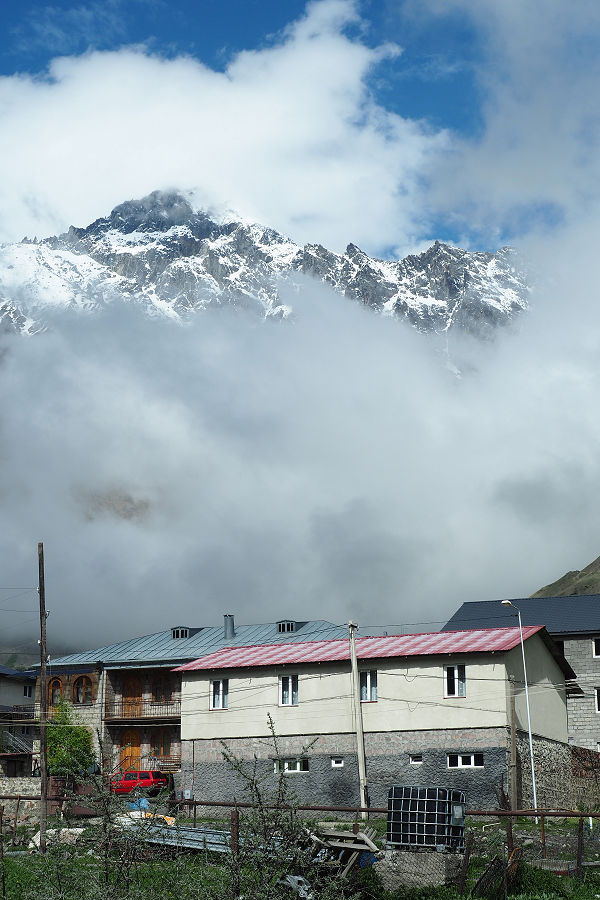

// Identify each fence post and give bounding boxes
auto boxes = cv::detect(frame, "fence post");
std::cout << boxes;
[457,831,473,896]
[0,803,5,900]
[193,800,197,828]
[575,816,584,881]
[540,815,546,859]
[230,805,240,899]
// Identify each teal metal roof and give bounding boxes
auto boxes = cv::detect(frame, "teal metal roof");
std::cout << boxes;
[46,620,348,669]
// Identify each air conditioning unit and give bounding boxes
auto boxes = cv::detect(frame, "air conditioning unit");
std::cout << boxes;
[387,786,466,852]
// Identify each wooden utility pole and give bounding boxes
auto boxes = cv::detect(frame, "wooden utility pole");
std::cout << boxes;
[348,621,368,819]
[38,542,48,854]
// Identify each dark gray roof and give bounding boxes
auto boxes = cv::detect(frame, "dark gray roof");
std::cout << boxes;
[47,620,348,669]
[443,595,600,636]
[0,664,35,681]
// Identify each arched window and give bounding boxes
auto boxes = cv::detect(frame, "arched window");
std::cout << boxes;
[72,676,92,704]
[48,678,62,706]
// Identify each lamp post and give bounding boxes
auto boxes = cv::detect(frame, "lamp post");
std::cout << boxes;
[501,599,538,818]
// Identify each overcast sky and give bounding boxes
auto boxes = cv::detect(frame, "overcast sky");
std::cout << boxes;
[1,0,600,653]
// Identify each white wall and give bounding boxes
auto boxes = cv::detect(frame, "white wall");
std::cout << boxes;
[504,634,568,743]
[180,654,512,741]
[0,676,33,708]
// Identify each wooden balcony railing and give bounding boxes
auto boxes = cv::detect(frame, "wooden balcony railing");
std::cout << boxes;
[104,699,181,721]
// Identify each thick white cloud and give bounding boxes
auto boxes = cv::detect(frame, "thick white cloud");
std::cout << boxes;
[409,0,600,241]
[0,0,444,255]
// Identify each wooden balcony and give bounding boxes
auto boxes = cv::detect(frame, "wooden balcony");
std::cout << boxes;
[104,699,181,722]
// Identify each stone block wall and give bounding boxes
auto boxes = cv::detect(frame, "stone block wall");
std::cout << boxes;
[0,776,41,822]
[516,733,573,808]
[178,727,512,812]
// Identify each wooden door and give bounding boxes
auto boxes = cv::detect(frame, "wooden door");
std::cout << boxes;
[122,676,142,716]
[120,728,141,770]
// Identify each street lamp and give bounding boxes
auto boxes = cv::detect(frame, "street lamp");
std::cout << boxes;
[501,599,538,818]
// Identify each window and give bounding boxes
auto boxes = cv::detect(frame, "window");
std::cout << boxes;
[593,639,600,658]
[331,757,344,768]
[444,665,466,698]
[277,621,295,633]
[447,753,484,769]
[172,627,189,639]
[23,685,33,698]
[274,758,309,773]
[279,674,298,706]
[153,678,172,702]
[359,670,377,702]
[152,728,171,757]
[21,726,31,736]
[48,678,62,706]
[410,754,423,765]
[595,688,600,712]
[210,679,229,709]
[72,676,92,704]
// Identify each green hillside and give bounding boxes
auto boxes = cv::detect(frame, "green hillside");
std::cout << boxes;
[532,554,600,597]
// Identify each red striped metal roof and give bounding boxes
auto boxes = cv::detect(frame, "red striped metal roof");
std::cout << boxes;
[174,626,544,672]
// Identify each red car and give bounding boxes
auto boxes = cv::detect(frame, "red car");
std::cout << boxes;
[110,770,168,796]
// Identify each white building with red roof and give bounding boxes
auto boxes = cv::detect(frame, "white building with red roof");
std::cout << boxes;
[174,626,579,811]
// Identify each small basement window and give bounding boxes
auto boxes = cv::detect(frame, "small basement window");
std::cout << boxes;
[274,758,309,773]
[172,627,190,639]
[277,620,296,633]
[331,757,344,768]
[448,753,484,769]
[409,754,423,765]
[593,638,600,658]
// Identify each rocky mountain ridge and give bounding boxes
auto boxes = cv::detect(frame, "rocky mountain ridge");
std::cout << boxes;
[0,190,530,336]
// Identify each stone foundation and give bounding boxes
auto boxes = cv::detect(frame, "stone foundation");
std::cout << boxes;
[0,776,41,822]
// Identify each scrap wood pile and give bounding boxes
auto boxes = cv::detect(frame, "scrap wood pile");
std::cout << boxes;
[310,826,382,878]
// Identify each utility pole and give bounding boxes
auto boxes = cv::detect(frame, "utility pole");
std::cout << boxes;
[348,621,368,819]
[38,542,48,854]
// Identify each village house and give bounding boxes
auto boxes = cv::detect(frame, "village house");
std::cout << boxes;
[174,626,578,810]
[35,616,347,774]
[0,664,36,776]
[443,595,600,751]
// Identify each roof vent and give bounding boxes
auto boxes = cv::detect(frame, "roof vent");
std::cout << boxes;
[171,626,190,640]
[277,620,295,634]
[224,614,235,640]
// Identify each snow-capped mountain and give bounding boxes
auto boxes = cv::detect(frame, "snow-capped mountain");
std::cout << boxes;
[0,191,529,336]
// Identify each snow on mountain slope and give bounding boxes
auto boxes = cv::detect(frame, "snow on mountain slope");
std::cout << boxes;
[0,190,530,336]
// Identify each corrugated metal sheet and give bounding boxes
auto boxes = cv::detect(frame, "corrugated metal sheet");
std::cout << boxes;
[442,596,600,636]
[46,620,348,668]
[174,626,543,672]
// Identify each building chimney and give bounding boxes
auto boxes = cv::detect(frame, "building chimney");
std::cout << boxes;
[224,614,235,640]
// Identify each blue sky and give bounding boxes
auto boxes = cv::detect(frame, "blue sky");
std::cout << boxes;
[0,0,598,255]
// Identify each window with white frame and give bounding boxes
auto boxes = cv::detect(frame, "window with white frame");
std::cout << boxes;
[444,664,466,698]
[595,688,600,712]
[359,669,378,702]
[210,678,229,709]
[447,753,484,768]
[274,758,309,773]
[409,754,423,765]
[331,757,344,768]
[279,674,298,706]
[593,638,600,658]
[23,685,33,698]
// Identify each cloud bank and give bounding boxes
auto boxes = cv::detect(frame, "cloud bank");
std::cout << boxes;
[0,0,444,256]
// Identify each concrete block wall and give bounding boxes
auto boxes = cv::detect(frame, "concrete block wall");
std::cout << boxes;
[564,637,600,750]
